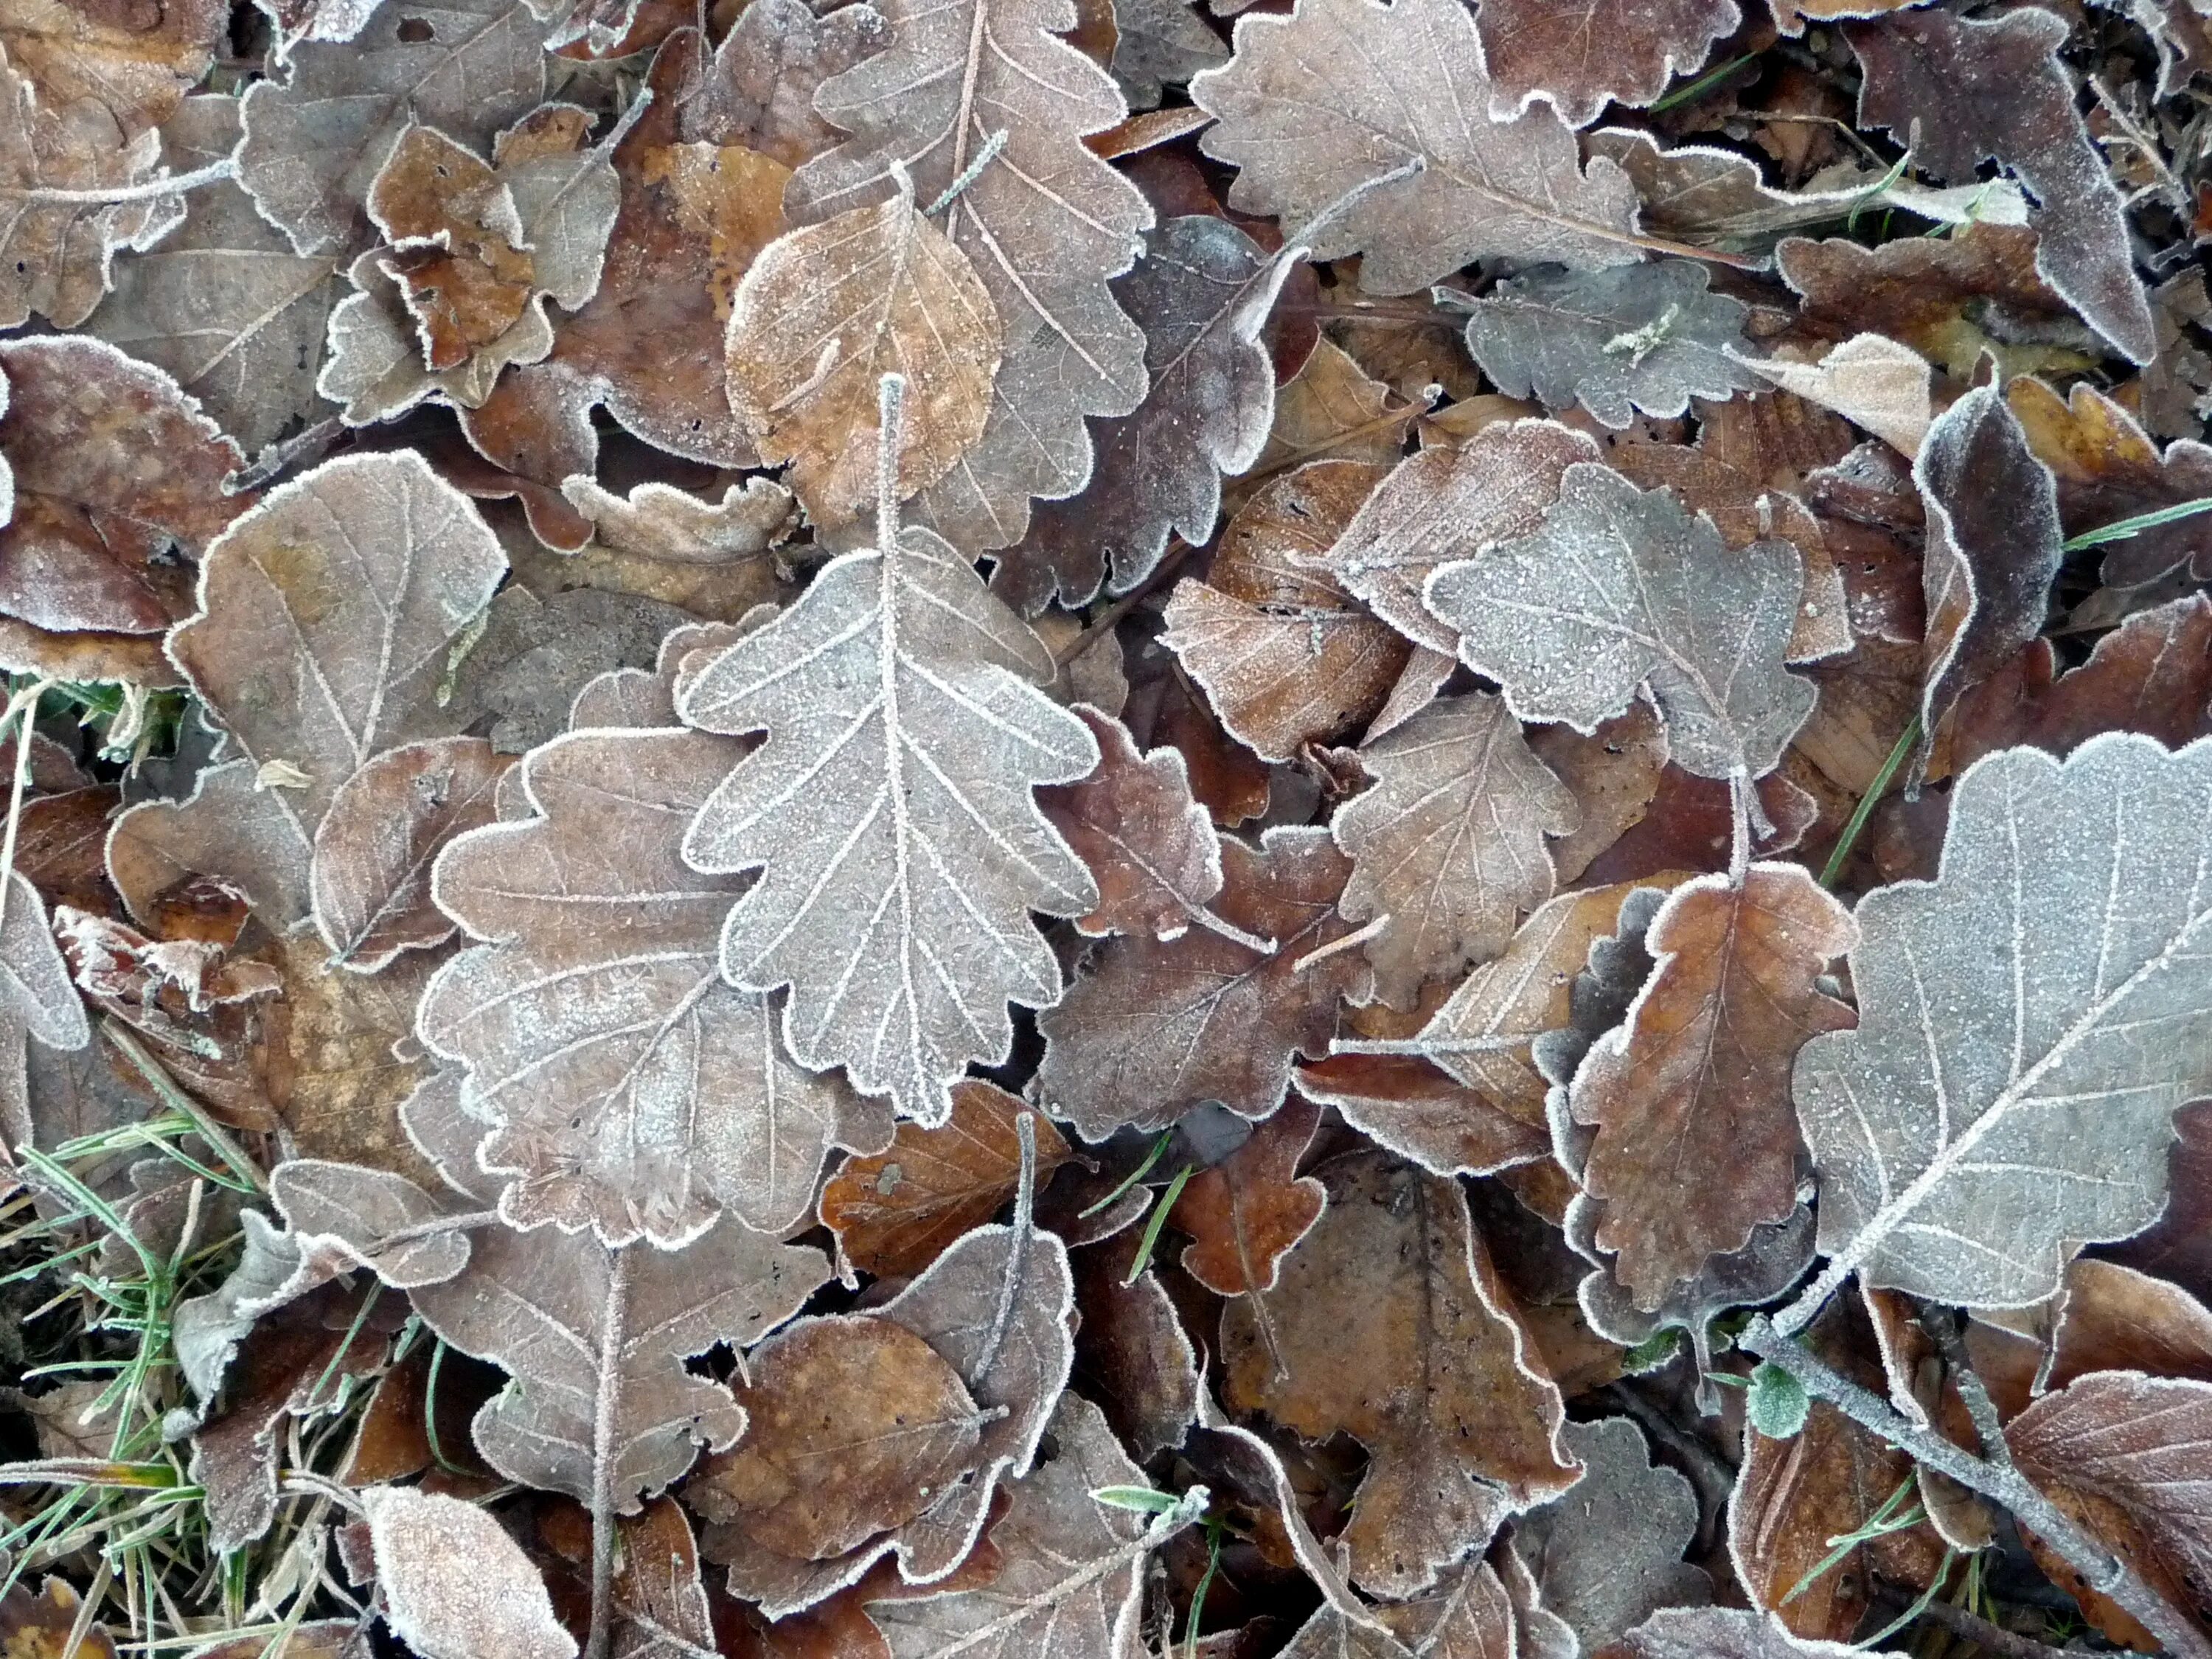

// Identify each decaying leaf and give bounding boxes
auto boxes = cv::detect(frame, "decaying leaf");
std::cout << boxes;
[1476,0,1737,128]
[1426,461,1814,782]
[362,1484,578,1659]
[726,192,1001,529]
[1223,1150,1578,1597]
[1605,1609,1864,1658]
[1460,260,1757,429]
[678,511,1099,1127]
[1169,1091,1324,1295]
[1190,0,1642,295]
[0,872,93,1150]
[1571,866,1857,1308]
[1038,827,1368,1138]
[421,723,888,1246]
[1796,734,2212,1310]
[1736,335,1933,460]
[1334,693,1579,1010]
[1294,1051,1549,1178]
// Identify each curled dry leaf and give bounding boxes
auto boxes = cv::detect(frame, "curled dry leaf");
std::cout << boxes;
[1001,214,1293,613]
[1069,1230,1200,1459]
[1570,865,1857,1310]
[785,0,1152,552]
[1169,1090,1324,1295]
[1190,0,1641,295]
[1426,461,1814,782]
[1847,4,2154,364]
[726,193,1001,530]
[678,518,1098,1128]
[687,1316,987,1562]
[1461,260,1758,430]
[1305,418,1598,657]
[362,1484,578,1659]
[1295,1051,1548,1177]
[1735,335,1933,460]
[1477,0,1737,128]
[1797,734,2212,1311]
[557,474,796,618]
[1038,826,1368,1138]
[1256,335,1421,477]
[311,737,513,973]
[2006,376,2212,591]
[1162,459,1410,763]
[818,1079,1071,1279]
[422,724,888,1247]
[1334,692,1579,1010]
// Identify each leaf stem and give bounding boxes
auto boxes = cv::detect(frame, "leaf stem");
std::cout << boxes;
[973,1111,1038,1382]
[6,156,237,206]
[1740,1314,2212,1659]
[585,1245,632,1659]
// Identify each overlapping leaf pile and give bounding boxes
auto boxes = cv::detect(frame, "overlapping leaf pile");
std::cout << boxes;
[9,0,2212,1655]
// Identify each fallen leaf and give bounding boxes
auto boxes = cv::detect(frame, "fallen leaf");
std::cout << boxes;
[1190,0,1642,294]
[1571,866,1857,1308]
[686,0,888,170]
[0,872,91,1152]
[1253,335,1421,479]
[1070,1230,1201,1459]
[1478,0,1739,128]
[1847,4,2154,362]
[363,1484,578,1659]
[1334,692,1579,1010]
[1736,334,1933,459]
[1426,460,1815,782]
[556,475,795,621]
[1223,1150,1578,1597]
[1112,0,1230,108]
[1600,1608,1866,1658]
[2007,376,2212,591]
[1293,1051,1550,1176]
[2106,1099,2212,1304]
[1169,1090,1325,1295]
[1461,261,1758,429]
[1796,734,2212,1310]
[726,192,1001,529]
[1038,827,1368,1138]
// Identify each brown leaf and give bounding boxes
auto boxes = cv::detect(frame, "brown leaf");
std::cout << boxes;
[1170,1091,1325,1295]
[818,1079,1074,1279]
[1164,459,1409,762]
[0,337,247,635]
[311,737,513,973]
[1968,1257,2212,1419]
[2006,376,2212,590]
[1477,0,1739,129]
[689,1316,986,1561]
[1847,5,2154,362]
[1373,1557,1518,1658]
[364,1484,579,1659]
[1532,704,1671,885]
[1252,335,1422,480]
[1308,419,1596,661]
[0,1580,119,1659]
[1191,0,1641,294]
[1335,693,1579,1009]
[1294,1052,1549,1177]
[1070,1230,1201,1460]
[688,0,888,170]
[1130,663,1273,827]
[1570,866,1857,1308]
[2106,1097,2212,1305]
[1038,827,1368,1138]
[726,194,1001,529]
[106,760,316,935]
[1225,1150,1578,1596]
[554,474,795,621]
[1736,335,1933,460]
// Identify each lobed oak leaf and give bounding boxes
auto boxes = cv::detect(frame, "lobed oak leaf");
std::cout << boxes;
[107,759,317,935]
[1162,460,1408,763]
[676,510,1098,1128]
[311,737,513,974]
[1796,734,2212,1311]
[0,337,248,636]
[1478,0,1737,129]
[1037,826,1367,1139]
[268,1155,480,1289]
[1189,0,1642,296]
[363,1484,577,1659]
[559,474,795,577]
[818,1079,1072,1279]
[1001,215,1293,612]
[1223,1150,1578,1597]
[726,193,1001,531]
[1425,462,1814,782]
[1461,260,1758,430]
[1335,693,1579,1010]
[1372,1557,1519,1658]
[1168,1090,1324,1295]
[237,0,557,256]
[785,0,1152,552]
[421,723,887,1247]
[2006,377,2212,591]
[1570,865,1857,1309]
[686,1315,987,1562]
[1846,4,2154,364]
[1110,0,1230,109]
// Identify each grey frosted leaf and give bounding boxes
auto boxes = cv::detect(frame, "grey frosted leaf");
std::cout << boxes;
[1189,0,1642,296]
[1610,1609,1863,1658]
[689,0,888,169]
[269,1158,478,1287]
[1462,261,1758,430]
[785,0,1152,553]
[677,529,1099,1127]
[84,94,340,453]
[559,476,796,568]
[1424,462,1813,782]
[1512,1417,1711,1650]
[171,1210,329,1402]
[864,1394,1188,1659]
[318,247,552,425]
[409,1216,828,1507]
[363,1486,577,1659]
[1335,693,1578,1009]
[1110,0,1229,108]
[105,759,316,932]
[237,0,555,254]
[166,451,510,841]
[420,725,888,1248]
[449,587,696,755]
[1795,734,2212,1310]
[0,872,91,1153]
[1280,1606,1418,1659]
[1000,215,1293,614]
[311,737,513,973]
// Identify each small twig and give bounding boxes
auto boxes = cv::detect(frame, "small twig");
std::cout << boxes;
[1329,1032,1530,1057]
[1727,769,1754,886]
[585,1246,633,1659]
[973,1112,1039,1382]
[925,128,1009,216]
[230,414,345,495]
[1871,1584,2076,1659]
[1920,1304,2011,1468]
[1742,1315,2212,1659]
